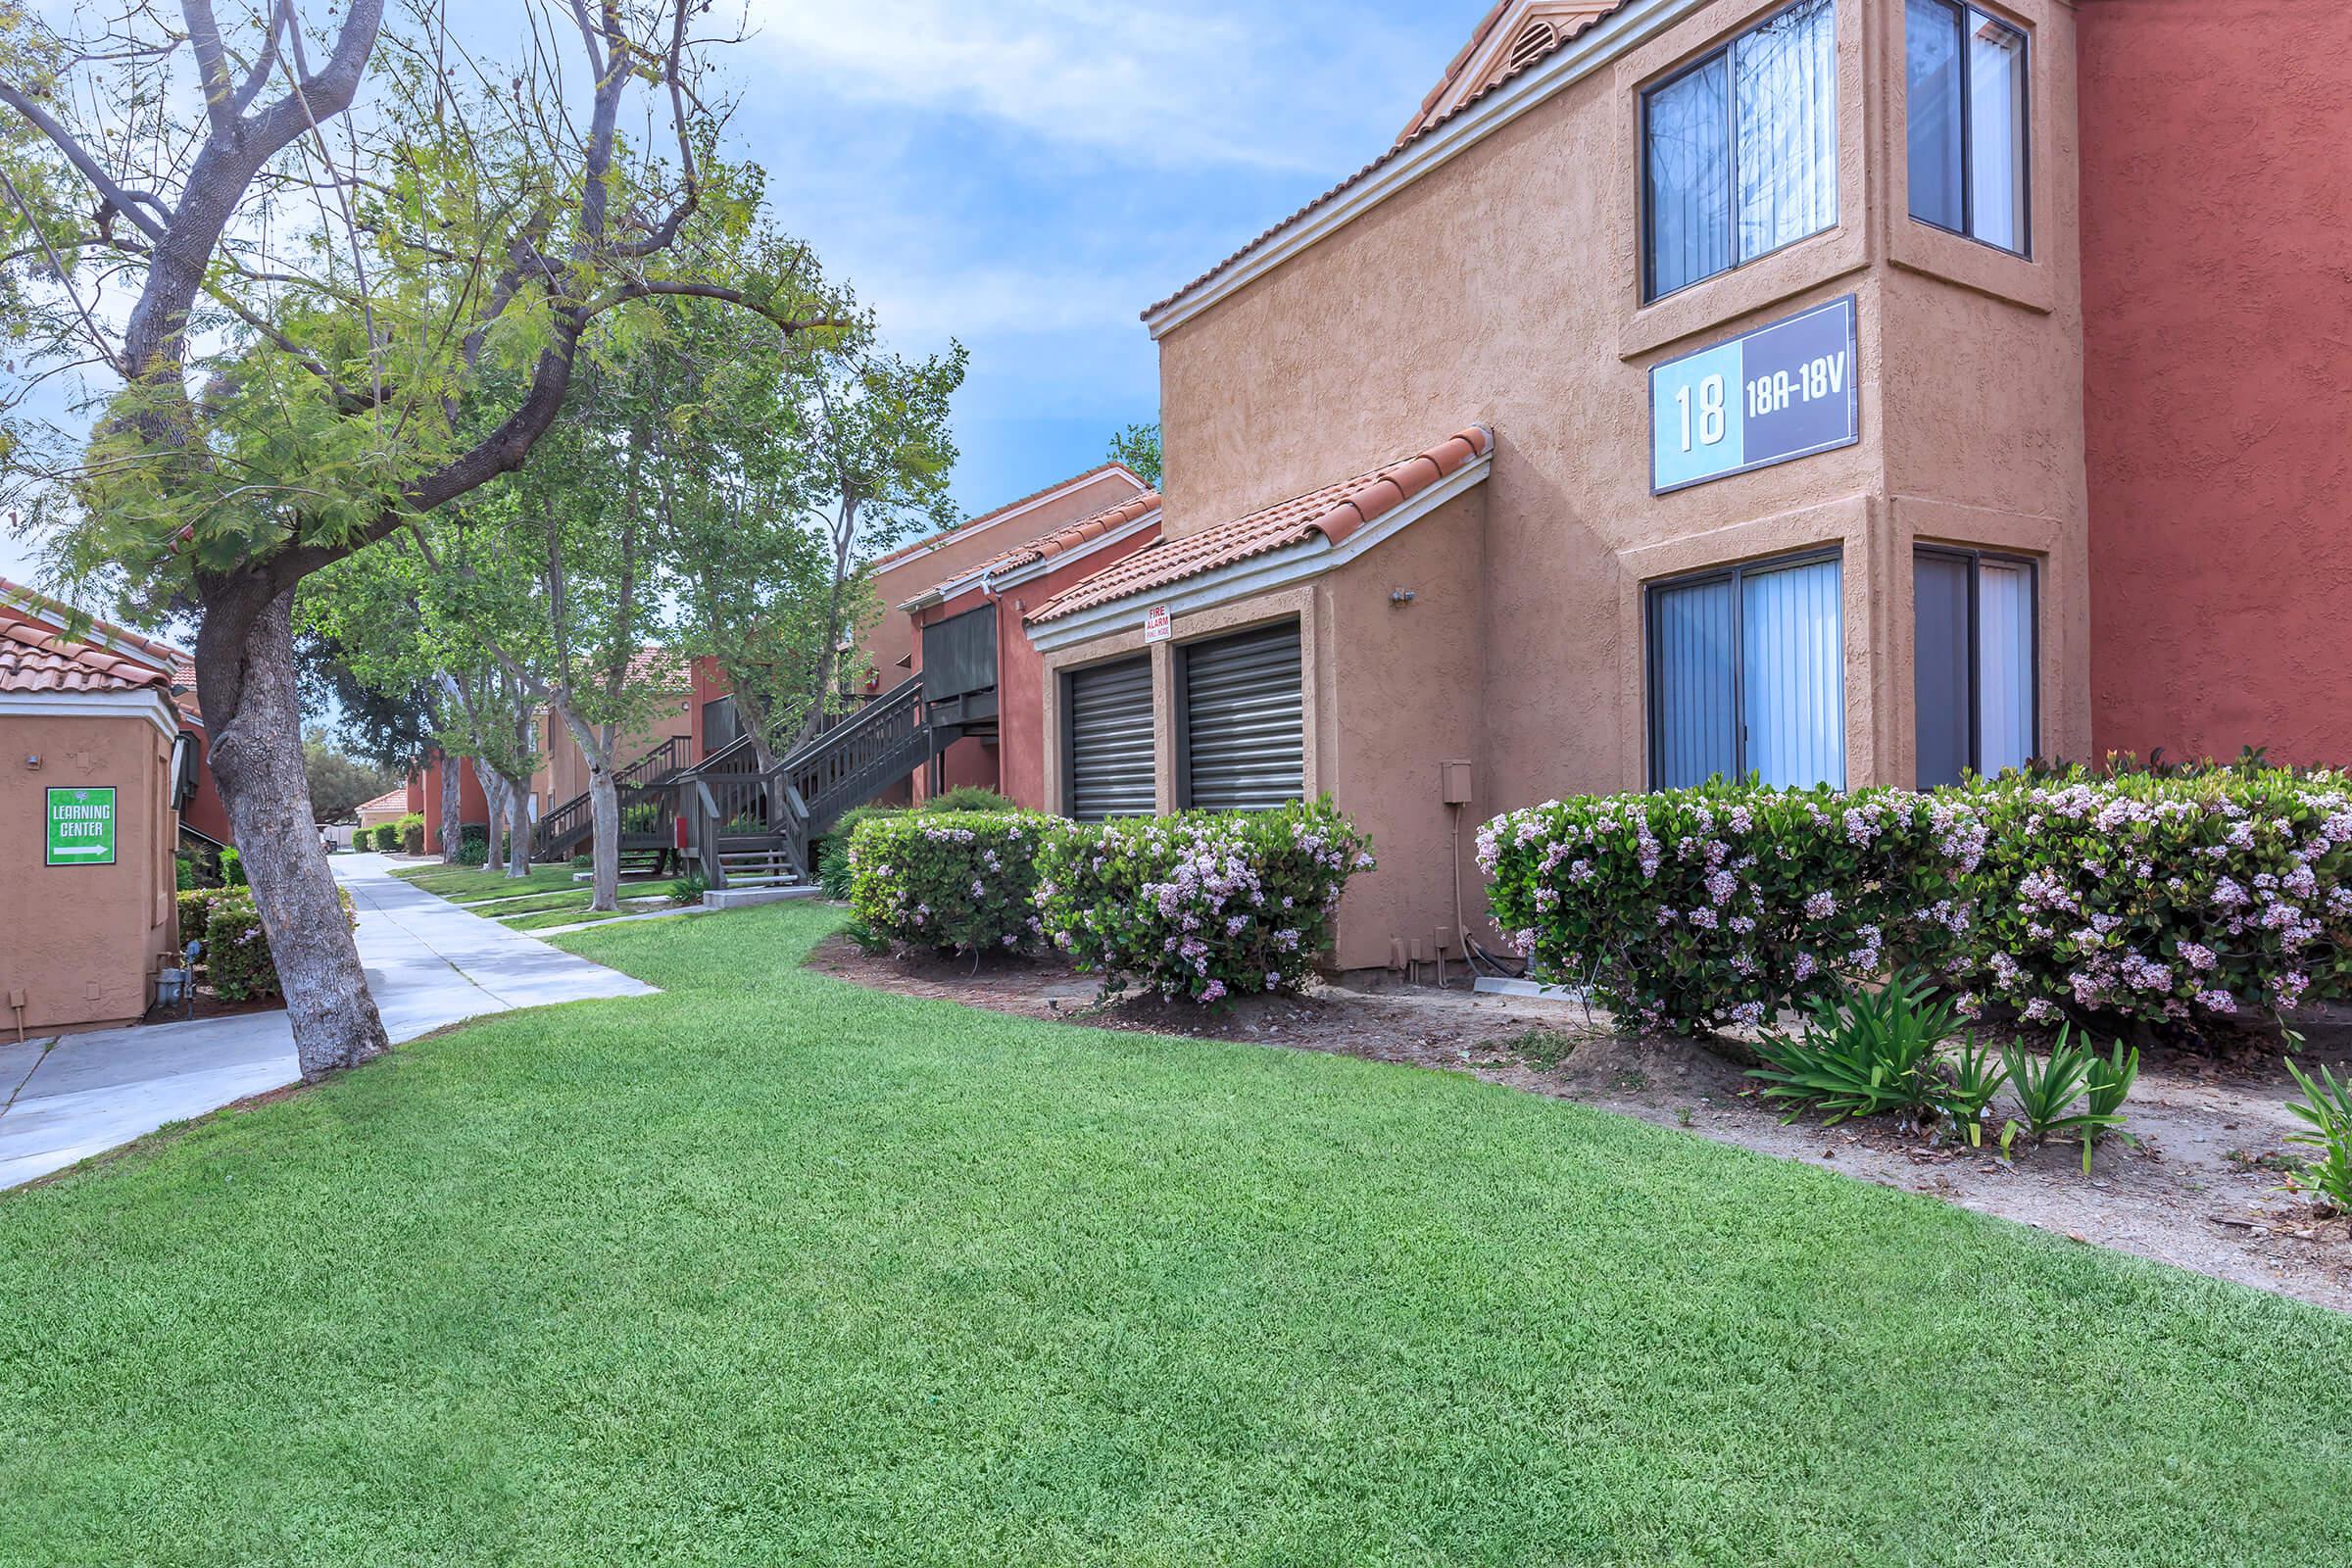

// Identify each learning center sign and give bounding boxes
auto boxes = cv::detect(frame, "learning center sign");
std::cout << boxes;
[46,787,117,866]
[1649,296,1859,494]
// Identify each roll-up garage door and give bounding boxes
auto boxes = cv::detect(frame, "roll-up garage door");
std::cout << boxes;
[1066,656,1156,820]
[1181,621,1303,811]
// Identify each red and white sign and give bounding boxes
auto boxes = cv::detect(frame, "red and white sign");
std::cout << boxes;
[1143,604,1172,643]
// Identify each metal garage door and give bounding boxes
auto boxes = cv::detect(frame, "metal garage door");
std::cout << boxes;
[1181,621,1303,810]
[1066,656,1156,820]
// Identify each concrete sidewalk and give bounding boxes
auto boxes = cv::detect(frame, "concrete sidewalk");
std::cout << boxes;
[0,853,656,1188]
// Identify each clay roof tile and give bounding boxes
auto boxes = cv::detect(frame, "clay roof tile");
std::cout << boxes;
[1026,426,1490,625]
[0,618,175,696]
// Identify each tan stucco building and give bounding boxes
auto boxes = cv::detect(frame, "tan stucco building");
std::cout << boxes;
[1023,0,2088,973]
[0,619,185,1032]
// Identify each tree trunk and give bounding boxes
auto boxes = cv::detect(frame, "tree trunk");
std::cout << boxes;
[475,760,506,873]
[554,705,621,911]
[502,774,534,878]
[200,591,390,1080]
[438,756,462,862]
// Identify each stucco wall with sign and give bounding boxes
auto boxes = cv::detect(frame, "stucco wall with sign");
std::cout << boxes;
[1122,0,2087,967]
[0,708,178,1031]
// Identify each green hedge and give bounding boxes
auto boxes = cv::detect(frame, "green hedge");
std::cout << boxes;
[1481,768,2352,1037]
[1036,800,1372,1003]
[848,810,1052,956]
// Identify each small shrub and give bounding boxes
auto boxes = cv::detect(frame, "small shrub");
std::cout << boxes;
[397,812,426,856]
[2082,1041,2140,1167]
[1035,799,1373,1004]
[1938,1034,2011,1147]
[1748,974,1956,1125]
[370,822,399,852]
[220,846,247,887]
[204,896,281,1001]
[848,810,1052,956]
[176,888,225,948]
[1482,783,1986,1036]
[204,890,359,1003]
[2000,1025,2125,1159]
[457,825,489,865]
[2282,1056,2352,1211]
[174,854,198,892]
[666,871,708,907]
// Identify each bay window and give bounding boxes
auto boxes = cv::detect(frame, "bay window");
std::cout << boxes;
[1643,0,1839,301]
[1905,0,2029,254]
[1648,552,1845,790]
[1913,548,2035,786]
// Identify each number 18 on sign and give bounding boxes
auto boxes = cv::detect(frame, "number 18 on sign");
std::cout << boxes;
[1649,296,1858,494]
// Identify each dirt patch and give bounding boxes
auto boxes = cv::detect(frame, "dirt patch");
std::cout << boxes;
[809,933,2352,1313]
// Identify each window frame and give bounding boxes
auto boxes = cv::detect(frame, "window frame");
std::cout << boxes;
[1904,0,2032,258]
[1913,544,2039,780]
[1643,545,1844,789]
[1641,0,1842,304]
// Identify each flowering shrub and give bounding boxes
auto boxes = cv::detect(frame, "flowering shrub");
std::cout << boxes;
[1964,767,2352,1029]
[176,888,226,947]
[1034,799,1373,1003]
[205,896,281,1002]
[1480,784,1987,1035]
[847,810,1052,956]
[203,889,359,1003]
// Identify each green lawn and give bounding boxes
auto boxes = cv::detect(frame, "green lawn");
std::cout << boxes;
[391,862,584,903]
[0,903,2346,1565]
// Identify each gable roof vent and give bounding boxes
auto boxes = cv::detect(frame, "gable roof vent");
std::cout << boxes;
[1506,19,1559,72]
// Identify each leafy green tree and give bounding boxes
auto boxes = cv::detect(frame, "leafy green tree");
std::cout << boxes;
[1106,421,1162,487]
[1,2,837,1076]
[300,727,399,823]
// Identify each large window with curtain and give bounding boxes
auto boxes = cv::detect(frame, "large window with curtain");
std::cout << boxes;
[1913,547,2035,786]
[1904,0,2028,254]
[1642,0,1839,302]
[1647,552,1845,789]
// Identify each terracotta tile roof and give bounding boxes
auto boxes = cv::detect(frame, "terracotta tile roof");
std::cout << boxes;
[0,618,175,695]
[625,646,687,688]
[1027,428,1490,625]
[1142,1,1626,323]
[354,787,410,815]
[945,490,1163,592]
[1399,2,1621,141]
[0,576,185,673]
[869,463,1151,572]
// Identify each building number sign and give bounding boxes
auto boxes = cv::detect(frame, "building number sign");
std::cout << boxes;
[1649,296,1859,494]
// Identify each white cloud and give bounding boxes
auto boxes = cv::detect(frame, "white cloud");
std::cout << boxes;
[742,0,1444,172]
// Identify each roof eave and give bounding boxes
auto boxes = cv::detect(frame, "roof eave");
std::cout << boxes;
[1026,450,1491,653]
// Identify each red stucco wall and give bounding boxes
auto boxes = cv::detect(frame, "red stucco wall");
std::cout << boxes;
[2079,0,2352,767]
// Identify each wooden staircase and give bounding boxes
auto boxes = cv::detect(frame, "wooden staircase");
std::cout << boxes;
[673,675,947,896]
[532,735,690,867]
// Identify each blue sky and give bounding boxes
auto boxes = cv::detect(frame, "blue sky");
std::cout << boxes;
[722,0,1478,512]
[0,0,1484,587]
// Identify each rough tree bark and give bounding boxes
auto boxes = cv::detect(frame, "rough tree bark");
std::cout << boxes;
[196,593,387,1079]
[500,770,534,879]
[554,705,621,911]
[438,757,461,862]
[472,760,506,874]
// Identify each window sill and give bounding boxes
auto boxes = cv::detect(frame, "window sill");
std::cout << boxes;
[1886,218,2052,314]
[1620,224,1867,360]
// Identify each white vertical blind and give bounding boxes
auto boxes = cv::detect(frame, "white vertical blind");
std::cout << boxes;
[1740,558,1845,788]
[1976,559,2035,773]
[1651,578,1739,788]
[1967,9,2028,251]
[1734,0,1839,263]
